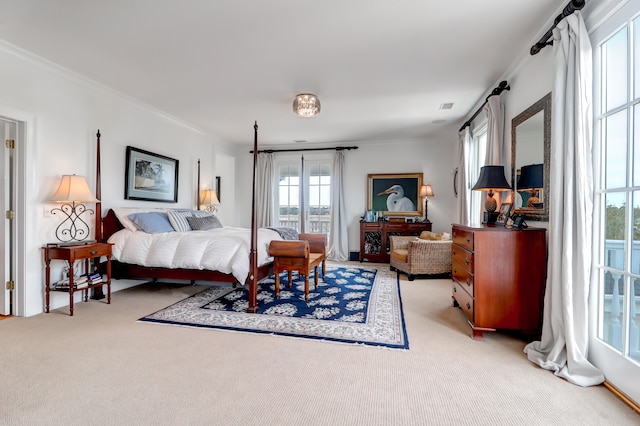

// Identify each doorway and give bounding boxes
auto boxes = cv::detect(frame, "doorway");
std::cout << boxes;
[1,117,17,315]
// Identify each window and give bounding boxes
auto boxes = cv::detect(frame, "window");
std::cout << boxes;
[275,157,331,234]
[467,125,487,223]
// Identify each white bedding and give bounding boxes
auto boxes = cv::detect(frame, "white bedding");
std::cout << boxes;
[107,227,283,283]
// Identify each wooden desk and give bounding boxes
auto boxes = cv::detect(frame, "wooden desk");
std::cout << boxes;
[43,242,112,316]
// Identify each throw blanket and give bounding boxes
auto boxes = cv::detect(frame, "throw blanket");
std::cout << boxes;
[267,227,299,240]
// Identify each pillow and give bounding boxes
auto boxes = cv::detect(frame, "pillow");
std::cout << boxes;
[128,212,174,234]
[167,210,196,232]
[186,215,223,231]
[112,207,164,232]
[418,231,450,241]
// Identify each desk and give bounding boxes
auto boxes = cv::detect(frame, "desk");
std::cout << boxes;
[43,242,112,316]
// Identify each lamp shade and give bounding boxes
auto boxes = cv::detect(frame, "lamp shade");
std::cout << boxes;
[50,175,99,203]
[517,164,543,190]
[472,166,512,192]
[293,93,321,117]
[200,189,220,206]
[420,184,434,197]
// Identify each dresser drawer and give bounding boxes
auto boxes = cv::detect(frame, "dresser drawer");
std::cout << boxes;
[451,245,474,272]
[453,280,474,322]
[452,227,474,251]
[452,260,474,295]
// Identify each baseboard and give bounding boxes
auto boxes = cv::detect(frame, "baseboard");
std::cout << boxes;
[603,381,640,414]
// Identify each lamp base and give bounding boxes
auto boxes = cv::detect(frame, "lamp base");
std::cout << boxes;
[483,212,499,224]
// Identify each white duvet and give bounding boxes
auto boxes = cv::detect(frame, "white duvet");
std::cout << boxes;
[107,227,282,284]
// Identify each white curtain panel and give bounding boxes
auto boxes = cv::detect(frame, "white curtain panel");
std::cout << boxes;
[256,153,274,228]
[524,12,604,387]
[483,95,505,166]
[455,128,470,225]
[327,151,348,261]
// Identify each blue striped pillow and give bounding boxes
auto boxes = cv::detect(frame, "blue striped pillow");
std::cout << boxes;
[167,209,212,232]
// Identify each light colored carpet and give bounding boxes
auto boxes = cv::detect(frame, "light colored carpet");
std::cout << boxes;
[1,263,638,425]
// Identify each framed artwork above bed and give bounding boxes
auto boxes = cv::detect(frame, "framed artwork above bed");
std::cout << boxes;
[125,146,179,202]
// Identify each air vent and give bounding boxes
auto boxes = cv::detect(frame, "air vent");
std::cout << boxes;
[440,103,454,110]
[294,140,307,143]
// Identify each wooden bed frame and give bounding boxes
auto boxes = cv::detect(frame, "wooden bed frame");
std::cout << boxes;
[94,123,264,312]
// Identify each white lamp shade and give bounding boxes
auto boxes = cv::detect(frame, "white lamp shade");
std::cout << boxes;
[420,184,434,197]
[201,189,220,206]
[50,175,99,203]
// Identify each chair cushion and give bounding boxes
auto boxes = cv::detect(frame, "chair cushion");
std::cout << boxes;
[419,231,451,240]
[390,248,408,263]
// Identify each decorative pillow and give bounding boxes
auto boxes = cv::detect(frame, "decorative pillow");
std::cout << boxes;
[167,210,196,232]
[418,231,450,241]
[128,212,174,234]
[186,215,223,231]
[112,207,165,232]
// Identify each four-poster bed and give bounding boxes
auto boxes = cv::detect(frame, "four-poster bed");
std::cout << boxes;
[94,123,268,312]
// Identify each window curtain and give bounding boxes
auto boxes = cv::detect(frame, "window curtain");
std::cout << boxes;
[256,152,274,228]
[455,128,471,225]
[523,12,604,387]
[483,95,505,166]
[327,151,348,261]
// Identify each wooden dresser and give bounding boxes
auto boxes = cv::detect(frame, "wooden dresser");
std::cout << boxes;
[451,224,547,340]
[360,221,432,263]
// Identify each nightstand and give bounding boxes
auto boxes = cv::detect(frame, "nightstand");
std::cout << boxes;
[43,242,112,316]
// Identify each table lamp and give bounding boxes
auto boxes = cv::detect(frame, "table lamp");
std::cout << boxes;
[50,174,99,242]
[200,189,220,212]
[419,184,434,223]
[517,164,543,208]
[472,166,512,224]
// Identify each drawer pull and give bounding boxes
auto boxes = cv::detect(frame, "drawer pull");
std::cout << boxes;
[465,258,469,265]
[452,232,457,238]
[453,287,457,293]
[466,302,471,310]
[466,279,471,286]
[466,236,470,243]
[90,250,98,255]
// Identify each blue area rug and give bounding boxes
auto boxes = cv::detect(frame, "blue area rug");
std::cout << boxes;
[140,264,409,349]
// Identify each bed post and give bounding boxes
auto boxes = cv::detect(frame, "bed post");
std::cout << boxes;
[92,129,106,300]
[247,121,259,313]
[197,158,201,210]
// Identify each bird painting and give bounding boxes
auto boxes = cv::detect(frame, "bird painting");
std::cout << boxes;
[378,184,416,212]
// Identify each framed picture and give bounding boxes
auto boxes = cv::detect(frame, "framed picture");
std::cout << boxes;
[125,146,179,202]
[215,176,221,202]
[367,173,423,216]
[496,202,513,225]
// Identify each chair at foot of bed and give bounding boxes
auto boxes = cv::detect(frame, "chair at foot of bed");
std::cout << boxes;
[268,233,327,301]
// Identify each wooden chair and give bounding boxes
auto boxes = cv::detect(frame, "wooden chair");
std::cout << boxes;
[268,233,327,301]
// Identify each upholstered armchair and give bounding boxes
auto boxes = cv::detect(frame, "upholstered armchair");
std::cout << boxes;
[389,235,452,281]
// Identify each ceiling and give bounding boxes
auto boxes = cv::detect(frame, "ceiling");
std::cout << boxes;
[0,0,563,146]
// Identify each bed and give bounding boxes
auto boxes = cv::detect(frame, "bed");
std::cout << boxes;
[95,123,269,312]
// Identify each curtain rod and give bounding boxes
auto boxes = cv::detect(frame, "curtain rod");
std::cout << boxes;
[459,80,510,132]
[530,0,585,55]
[250,146,358,154]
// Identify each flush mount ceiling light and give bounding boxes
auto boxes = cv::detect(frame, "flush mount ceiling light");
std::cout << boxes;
[293,93,320,118]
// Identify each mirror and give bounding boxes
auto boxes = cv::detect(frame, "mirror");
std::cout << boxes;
[511,92,551,221]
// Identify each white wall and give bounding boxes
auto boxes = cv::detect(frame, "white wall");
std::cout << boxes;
[0,41,233,316]
[234,131,458,254]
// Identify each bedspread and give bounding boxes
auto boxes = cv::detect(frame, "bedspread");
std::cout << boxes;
[107,227,282,283]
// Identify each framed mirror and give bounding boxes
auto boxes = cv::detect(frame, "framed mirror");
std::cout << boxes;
[511,92,551,221]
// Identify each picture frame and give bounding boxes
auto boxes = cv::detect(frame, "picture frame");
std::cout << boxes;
[215,176,221,202]
[125,146,179,202]
[367,173,423,216]
[511,214,528,229]
[496,202,513,225]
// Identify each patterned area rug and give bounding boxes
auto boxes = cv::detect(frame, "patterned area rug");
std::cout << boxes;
[140,264,409,349]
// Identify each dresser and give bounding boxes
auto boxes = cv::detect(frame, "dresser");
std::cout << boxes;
[360,221,432,263]
[451,224,546,340]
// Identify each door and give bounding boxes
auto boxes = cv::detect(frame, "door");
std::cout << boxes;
[0,118,16,315]
[590,0,640,405]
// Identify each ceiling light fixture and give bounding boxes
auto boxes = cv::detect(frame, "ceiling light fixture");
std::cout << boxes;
[293,93,321,118]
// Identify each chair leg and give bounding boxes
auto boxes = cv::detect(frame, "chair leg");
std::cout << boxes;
[321,260,326,278]
[287,270,293,288]
[275,271,281,298]
[313,266,319,289]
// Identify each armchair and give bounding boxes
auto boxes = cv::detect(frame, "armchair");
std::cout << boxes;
[389,235,452,281]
